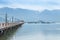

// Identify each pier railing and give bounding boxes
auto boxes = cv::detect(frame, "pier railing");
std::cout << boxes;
[0,21,24,29]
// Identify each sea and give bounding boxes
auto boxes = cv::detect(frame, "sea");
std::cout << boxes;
[0,23,60,40]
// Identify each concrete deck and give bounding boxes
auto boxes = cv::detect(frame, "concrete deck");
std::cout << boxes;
[0,22,24,30]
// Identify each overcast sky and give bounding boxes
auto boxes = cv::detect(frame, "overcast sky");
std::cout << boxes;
[0,0,60,11]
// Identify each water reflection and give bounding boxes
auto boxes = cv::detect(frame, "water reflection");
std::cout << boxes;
[0,26,22,40]
[0,24,60,40]
[12,24,60,40]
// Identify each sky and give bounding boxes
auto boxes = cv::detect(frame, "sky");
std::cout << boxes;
[0,0,60,11]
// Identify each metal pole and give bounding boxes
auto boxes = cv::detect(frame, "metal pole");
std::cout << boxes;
[12,16,13,22]
[5,13,8,23]
[5,13,8,26]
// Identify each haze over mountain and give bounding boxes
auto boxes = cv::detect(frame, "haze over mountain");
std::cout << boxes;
[0,7,40,22]
[39,10,60,22]
[0,7,60,22]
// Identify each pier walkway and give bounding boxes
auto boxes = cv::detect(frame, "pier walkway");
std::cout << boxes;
[0,13,24,35]
[0,21,24,30]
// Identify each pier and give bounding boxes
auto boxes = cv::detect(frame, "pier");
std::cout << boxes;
[0,21,24,30]
[0,14,24,35]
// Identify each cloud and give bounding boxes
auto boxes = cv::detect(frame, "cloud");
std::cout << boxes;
[0,0,17,5]
[0,0,60,11]
[0,0,10,5]
[47,1,59,5]
[7,3,45,11]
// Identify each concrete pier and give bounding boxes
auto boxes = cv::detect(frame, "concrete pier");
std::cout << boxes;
[0,21,24,35]
[0,13,24,35]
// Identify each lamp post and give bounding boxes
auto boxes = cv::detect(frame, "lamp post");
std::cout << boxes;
[5,13,8,26]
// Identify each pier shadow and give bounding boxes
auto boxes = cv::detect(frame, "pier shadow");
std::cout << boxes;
[0,25,22,40]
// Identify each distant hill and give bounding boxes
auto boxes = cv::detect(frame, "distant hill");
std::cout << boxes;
[39,9,60,22]
[0,7,60,22]
[0,7,40,22]
[0,17,5,23]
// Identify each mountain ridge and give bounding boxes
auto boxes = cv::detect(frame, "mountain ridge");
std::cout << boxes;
[0,7,60,22]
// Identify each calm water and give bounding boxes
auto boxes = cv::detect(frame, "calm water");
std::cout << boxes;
[0,23,60,40]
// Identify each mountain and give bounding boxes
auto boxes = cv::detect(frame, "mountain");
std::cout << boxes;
[0,7,40,22]
[39,9,60,22]
[0,7,60,22]
[0,17,5,23]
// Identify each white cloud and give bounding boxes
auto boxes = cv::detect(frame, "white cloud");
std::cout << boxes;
[7,3,45,11]
[0,0,60,11]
